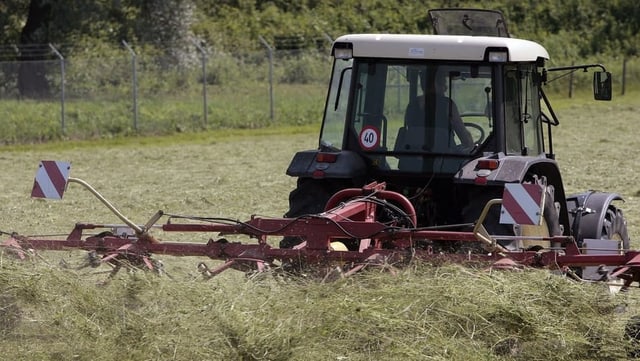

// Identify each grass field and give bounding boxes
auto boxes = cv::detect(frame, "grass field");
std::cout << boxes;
[1,93,640,359]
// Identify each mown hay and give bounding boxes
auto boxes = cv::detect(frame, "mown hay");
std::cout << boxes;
[0,254,637,360]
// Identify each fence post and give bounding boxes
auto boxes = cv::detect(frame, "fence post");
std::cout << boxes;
[49,43,65,134]
[122,40,139,131]
[622,57,627,96]
[259,36,275,123]
[195,41,208,126]
[568,61,574,98]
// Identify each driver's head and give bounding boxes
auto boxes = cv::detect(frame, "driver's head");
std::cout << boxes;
[421,72,447,95]
[433,72,448,94]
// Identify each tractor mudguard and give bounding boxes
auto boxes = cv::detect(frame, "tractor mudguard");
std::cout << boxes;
[566,191,630,280]
[566,191,625,241]
[286,149,367,179]
[455,153,562,184]
[456,153,571,233]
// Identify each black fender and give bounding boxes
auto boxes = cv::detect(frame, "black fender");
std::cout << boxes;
[566,191,629,280]
[455,153,570,234]
[286,149,367,180]
[566,191,627,244]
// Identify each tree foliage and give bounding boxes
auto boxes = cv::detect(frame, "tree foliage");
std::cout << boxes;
[2,0,640,58]
[188,0,640,58]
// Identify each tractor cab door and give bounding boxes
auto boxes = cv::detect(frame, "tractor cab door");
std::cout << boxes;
[502,64,544,156]
[319,57,353,150]
[350,61,389,152]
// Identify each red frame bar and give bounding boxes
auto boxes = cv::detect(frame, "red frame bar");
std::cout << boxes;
[4,183,640,283]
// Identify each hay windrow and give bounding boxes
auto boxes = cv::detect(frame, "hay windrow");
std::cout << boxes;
[0,257,636,360]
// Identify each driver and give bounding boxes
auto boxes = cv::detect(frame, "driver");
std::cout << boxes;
[404,72,474,151]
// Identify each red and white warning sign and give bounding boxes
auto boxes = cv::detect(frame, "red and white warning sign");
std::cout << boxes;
[499,183,544,225]
[31,160,71,199]
[359,126,380,150]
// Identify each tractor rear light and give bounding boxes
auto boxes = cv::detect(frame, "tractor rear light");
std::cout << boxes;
[477,159,499,170]
[474,169,492,185]
[474,175,488,185]
[316,152,338,163]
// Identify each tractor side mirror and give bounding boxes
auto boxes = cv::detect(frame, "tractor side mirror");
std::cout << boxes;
[593,71,612,101]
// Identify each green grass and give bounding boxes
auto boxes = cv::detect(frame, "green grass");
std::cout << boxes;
[1,93,640,359]
[0,82,327,144]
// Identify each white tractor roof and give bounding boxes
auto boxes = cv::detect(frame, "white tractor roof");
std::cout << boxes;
[334,34,549,62]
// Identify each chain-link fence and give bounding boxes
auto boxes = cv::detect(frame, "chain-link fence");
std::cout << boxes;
[0,42,638,144]
[0,41,332,144]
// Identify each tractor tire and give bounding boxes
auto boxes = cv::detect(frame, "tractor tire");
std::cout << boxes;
[603,205,630,251]
[280,178,351,248]
[569,192,630,250]
[565,193,629,281]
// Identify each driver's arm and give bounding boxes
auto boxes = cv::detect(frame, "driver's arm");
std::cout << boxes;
[450,101,474,148]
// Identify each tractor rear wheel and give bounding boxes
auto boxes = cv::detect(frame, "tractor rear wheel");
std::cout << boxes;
[568,192,630,251]
[279,178,351,248]
[603,205,630,251]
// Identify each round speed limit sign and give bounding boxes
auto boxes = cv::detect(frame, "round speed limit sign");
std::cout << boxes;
[359,126,380,150]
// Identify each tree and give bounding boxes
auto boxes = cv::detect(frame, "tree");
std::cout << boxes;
[18,0,52,98]
[137,0,198,68]
[0,0,30,44]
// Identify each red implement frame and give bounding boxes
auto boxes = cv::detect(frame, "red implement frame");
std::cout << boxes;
[3,181,640,288]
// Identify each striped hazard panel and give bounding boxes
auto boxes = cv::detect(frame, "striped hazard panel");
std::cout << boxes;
[31,161,71,199]
[499,183,544,225]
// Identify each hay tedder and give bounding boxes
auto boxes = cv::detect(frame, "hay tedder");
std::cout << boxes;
[3,9,640,289]
[1,159,639,290]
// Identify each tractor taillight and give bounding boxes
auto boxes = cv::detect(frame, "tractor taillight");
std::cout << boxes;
[474,175,488,185]
[316,152,338,163]
[477,159,500,170]
[312,170,325,179]
[474,160,498,185]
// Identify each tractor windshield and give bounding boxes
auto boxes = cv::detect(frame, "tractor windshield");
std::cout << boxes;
[320,59,494,173]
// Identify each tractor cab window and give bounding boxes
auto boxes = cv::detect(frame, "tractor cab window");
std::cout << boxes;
[320,58,352,150]
[503,64,543,155]
[343,60,493,172]
[320,58,493,173]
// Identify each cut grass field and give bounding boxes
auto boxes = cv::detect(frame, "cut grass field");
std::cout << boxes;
[1,93,640,360]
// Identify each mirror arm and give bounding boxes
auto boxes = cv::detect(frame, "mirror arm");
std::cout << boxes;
[547,63,607,73]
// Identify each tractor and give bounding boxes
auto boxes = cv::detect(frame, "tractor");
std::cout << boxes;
[282,8,628,277]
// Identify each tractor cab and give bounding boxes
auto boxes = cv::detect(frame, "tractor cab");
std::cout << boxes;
[285,8,613,236]
[313,9,611,181]
[317,34,550,177]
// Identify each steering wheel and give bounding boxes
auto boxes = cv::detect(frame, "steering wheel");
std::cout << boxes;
[463,122,485,144]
